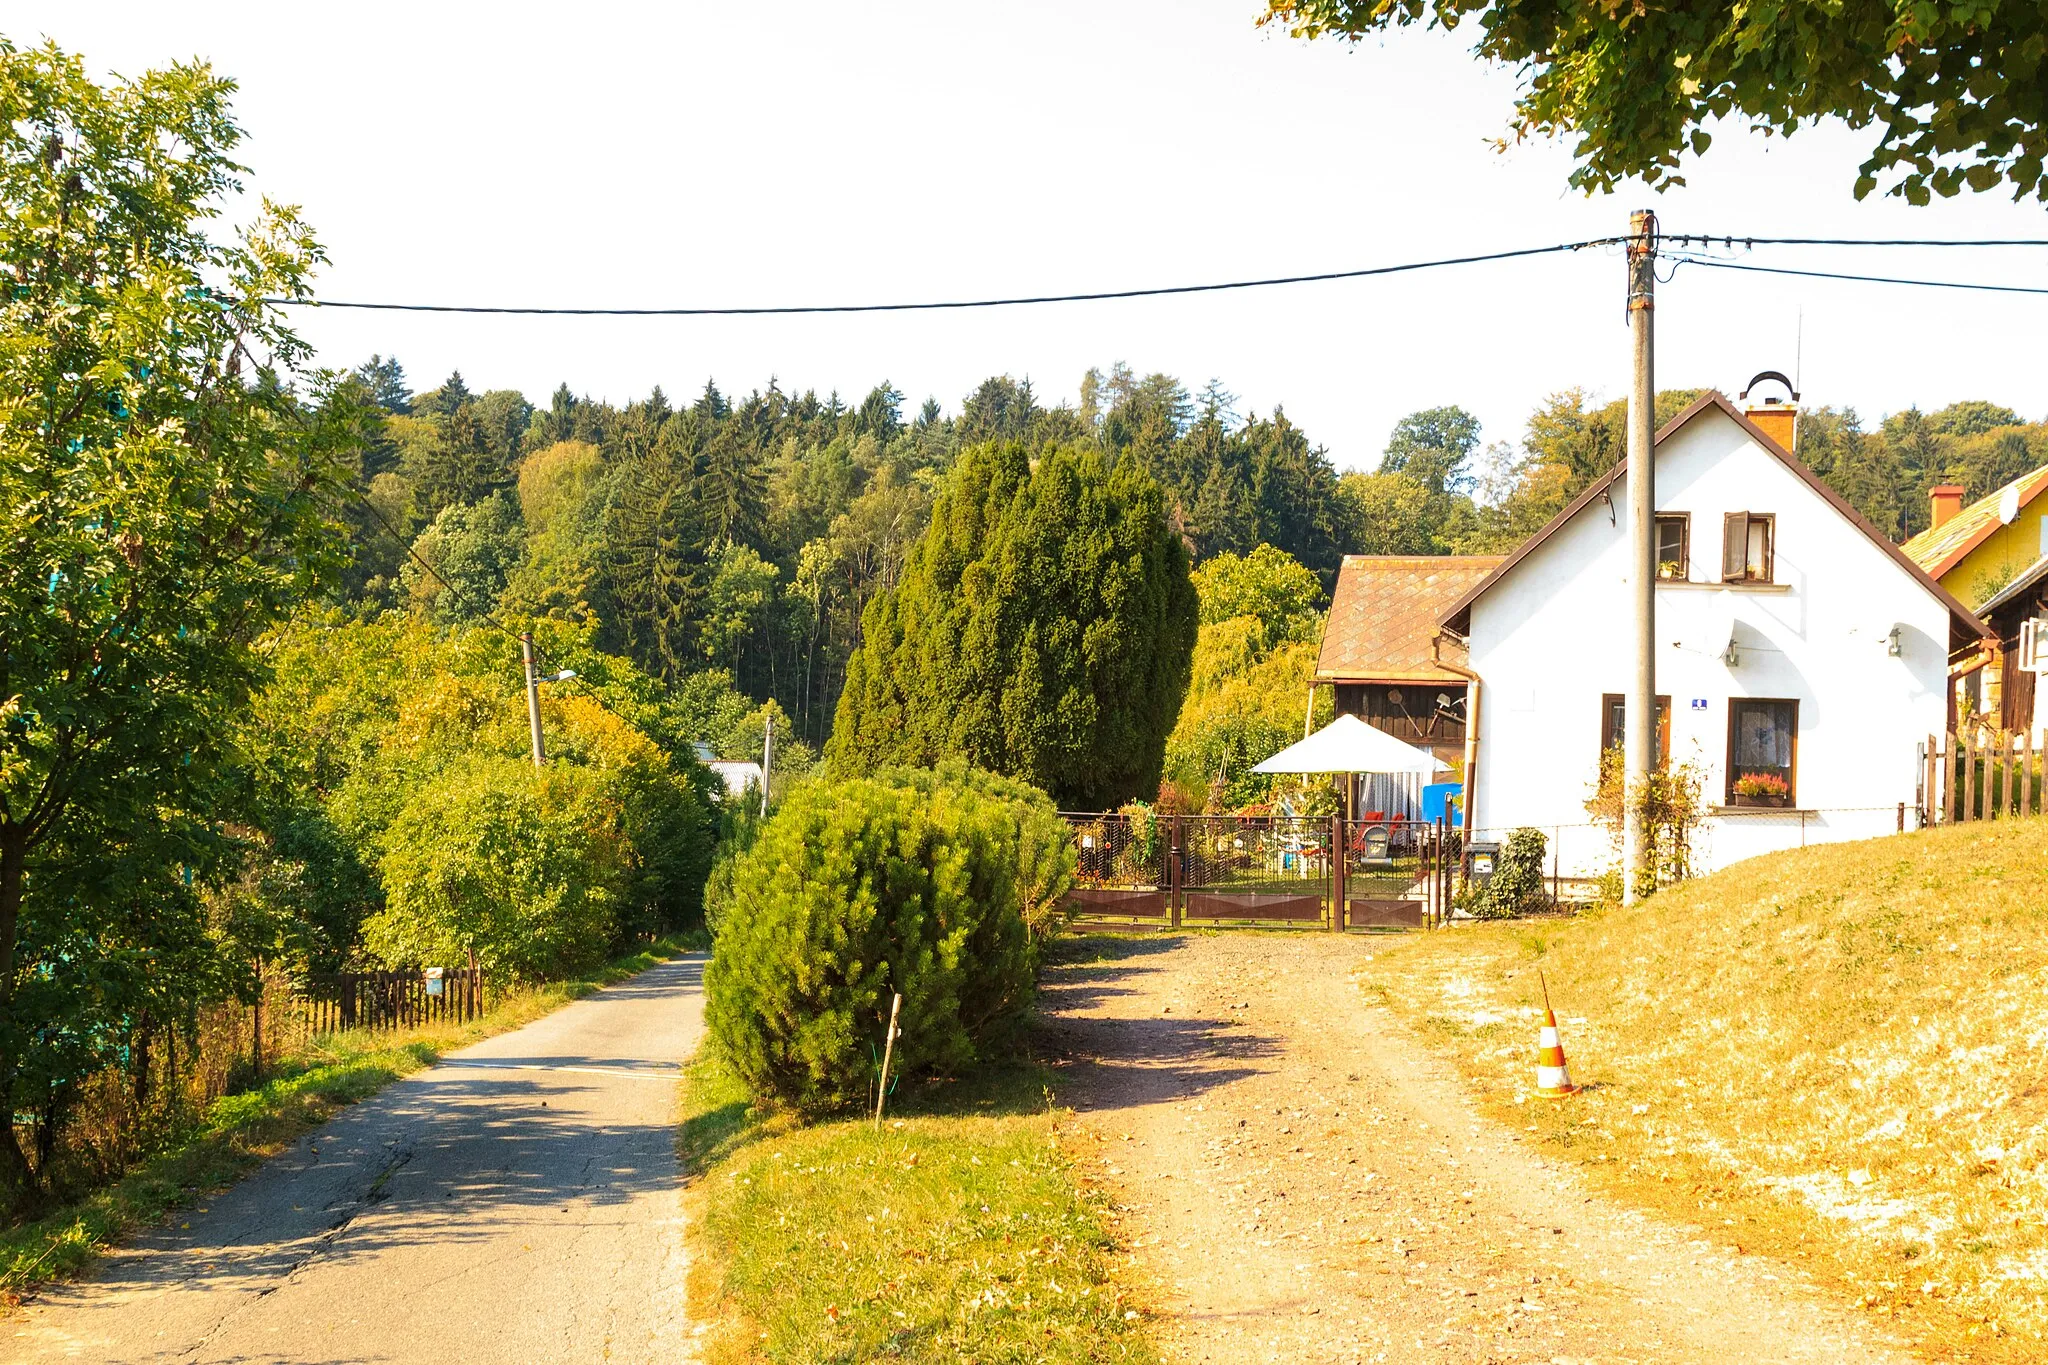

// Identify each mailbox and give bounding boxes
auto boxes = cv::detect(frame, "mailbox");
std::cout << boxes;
[423,966,445,997]
[1464,841,1500,884]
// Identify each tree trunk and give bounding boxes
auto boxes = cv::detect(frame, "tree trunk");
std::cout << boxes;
[0,828,38,1203]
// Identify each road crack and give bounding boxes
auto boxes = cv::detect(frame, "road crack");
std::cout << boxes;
[177,1141,415,1362]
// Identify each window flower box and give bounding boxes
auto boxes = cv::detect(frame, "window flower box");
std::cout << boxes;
[1729,772,1792,807]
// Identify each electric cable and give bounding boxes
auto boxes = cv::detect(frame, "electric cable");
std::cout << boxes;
[252,238,1625,316]
[1669,235,2048,248]
[1672,256,2048,297]
[344,485,559,663]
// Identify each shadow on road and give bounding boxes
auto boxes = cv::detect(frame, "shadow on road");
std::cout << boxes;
[1035,936,1285,1114]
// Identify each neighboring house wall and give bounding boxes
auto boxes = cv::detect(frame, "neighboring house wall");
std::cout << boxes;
[707,760,765,800]
[1946,510,2048,609]
[1467,406,1951,877]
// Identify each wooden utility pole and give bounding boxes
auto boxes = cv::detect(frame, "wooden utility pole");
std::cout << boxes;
[1623,209,1658,905]
[521,632,546,768]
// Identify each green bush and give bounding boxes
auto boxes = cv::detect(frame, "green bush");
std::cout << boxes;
[704,765,1073,1112]
[364,756,627,980]
[1468,827,1549,920]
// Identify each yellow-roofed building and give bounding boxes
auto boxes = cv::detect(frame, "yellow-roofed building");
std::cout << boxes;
[1902,467,2048,610]
[1903,466,2048,733]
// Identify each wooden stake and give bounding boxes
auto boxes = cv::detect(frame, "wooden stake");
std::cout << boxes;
[873,992,903,1129]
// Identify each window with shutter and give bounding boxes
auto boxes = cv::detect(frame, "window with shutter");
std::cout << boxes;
[1722,512,1749,581]
[1721,511,1776,583]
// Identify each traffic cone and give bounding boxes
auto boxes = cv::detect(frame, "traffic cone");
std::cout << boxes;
[1535,971,1577,1098]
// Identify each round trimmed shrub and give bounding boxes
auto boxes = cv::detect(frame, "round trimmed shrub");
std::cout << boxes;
[704,764,1073,1112]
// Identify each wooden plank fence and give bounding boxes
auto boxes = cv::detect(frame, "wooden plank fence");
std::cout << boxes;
[1921,729,2045,826]
[295,968,486,1035]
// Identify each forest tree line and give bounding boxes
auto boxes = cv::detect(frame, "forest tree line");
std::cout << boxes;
[322,357,2048,762]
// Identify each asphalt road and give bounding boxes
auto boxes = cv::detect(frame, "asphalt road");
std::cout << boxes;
[6,955,707,1365]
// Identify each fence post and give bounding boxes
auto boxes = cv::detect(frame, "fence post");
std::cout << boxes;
[2029,729,2038,818]
[1433,815,1447,928]
[1953,731,1963,823]
[1168,814,1183,931]
[1329,814,1345,932]
[1924,735,1937,827]
[1966,729,1978,822]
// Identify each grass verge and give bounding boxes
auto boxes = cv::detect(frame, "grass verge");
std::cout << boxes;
[1364,820,2048,1362]
[679,1049,1157,1364]
[0,935,698,1301]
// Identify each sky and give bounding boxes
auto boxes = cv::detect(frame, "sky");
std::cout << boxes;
[26,1,2048,473]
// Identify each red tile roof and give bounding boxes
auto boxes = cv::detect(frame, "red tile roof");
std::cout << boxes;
[1315,555,1503,682]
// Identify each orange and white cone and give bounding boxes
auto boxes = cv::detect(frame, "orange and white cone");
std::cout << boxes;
[1535,971,1577,1098]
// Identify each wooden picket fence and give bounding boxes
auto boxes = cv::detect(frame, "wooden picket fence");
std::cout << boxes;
[1921,729,2047,825]
[295,968,486,1035]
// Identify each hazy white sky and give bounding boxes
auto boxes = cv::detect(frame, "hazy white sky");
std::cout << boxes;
[27,1,2048,471]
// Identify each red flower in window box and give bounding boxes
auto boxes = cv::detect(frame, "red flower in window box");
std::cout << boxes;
[1731,772,1791,807]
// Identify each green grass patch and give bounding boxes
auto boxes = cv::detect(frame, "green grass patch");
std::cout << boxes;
[1,935,698,1301]
[680,1051,1156,1364]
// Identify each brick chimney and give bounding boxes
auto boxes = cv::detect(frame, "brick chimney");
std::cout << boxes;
[1738,370,1800,454]
[1744,396,1797,453]
[1930,484,1967,529]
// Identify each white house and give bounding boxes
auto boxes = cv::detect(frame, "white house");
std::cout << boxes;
[1439,391,1988,878]
[691,742,765,802]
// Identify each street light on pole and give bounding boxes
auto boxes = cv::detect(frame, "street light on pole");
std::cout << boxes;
[519,630,577,768]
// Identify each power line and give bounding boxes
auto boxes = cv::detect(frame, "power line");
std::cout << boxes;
[343,486,553,660]
[1673,256,2048,297]
[1667,235,2048,248]
[256,239,1623,316]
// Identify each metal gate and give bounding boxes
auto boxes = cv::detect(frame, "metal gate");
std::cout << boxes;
[1338,818,1447,929]
[1060,813,1457,931]
[1066,813,1173,924]
[1179,815,1330,924]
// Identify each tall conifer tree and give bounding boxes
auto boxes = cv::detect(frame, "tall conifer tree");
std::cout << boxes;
[829,443,1196,807]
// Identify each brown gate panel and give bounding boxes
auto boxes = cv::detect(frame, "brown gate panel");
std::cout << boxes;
[1183,891,1326,923]
[1068,887,1170,919]
[1345,897,1424,928]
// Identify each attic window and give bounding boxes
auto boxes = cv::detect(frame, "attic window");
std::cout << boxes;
[1721,512,1775,584]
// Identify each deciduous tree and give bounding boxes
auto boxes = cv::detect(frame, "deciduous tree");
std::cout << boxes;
[1263,0,2048,203]
[0,42,358,1200]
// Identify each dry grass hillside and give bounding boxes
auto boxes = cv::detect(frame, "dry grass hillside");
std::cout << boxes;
[1365,820,2048,1362]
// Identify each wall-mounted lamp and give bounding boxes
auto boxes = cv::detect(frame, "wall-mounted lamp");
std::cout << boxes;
[1886,625,1903,658]
[1722,629,1741,667]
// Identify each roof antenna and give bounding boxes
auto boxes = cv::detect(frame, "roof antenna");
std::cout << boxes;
[1794,307,1803,395]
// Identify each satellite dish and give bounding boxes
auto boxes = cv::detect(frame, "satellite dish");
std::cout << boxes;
[2000,483,2021,526]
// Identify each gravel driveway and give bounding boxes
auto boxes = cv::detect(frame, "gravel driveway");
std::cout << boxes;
[1041,934,1911,1365]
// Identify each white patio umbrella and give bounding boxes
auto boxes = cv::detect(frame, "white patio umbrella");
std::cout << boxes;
[1252,714,1447,776]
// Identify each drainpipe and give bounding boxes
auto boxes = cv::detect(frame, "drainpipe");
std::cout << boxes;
[1433,628,1482,831]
